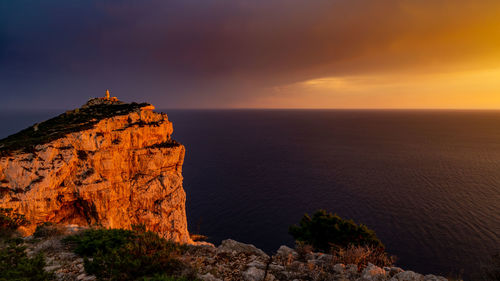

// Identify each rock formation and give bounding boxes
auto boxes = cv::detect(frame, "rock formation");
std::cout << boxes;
[0,98,192,243]
[185,240,450,281]
[20,231,452,281]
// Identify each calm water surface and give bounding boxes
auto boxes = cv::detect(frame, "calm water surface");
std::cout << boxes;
[1,110,499,279]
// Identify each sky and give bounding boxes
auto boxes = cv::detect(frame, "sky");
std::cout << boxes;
[1,0,500,110]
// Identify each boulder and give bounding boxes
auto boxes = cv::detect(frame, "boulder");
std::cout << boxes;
[424,275,447,281]
[217,239,269,258]
[390,271,425,281]
[360,263,387,280]
[276,245,298,259]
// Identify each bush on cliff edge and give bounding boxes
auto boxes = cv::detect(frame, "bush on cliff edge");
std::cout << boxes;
[290,210,394,269]
[289,210,384,252]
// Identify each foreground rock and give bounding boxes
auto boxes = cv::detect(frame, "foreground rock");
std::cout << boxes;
[16,226,452,281]
[183,240,452,281]
[0,98,191,243]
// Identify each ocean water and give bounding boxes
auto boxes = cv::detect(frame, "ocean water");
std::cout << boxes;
[1,110,499,279]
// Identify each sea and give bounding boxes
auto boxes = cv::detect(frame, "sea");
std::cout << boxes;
[1,109,499,280]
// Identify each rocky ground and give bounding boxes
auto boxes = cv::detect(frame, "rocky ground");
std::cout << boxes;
[22,227,96,281]
[19,227,451,281]
[184,240,449,281]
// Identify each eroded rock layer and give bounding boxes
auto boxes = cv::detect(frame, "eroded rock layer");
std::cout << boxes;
[0,100,191,243]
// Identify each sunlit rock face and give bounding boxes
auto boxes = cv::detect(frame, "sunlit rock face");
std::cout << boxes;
[0,100,192,243]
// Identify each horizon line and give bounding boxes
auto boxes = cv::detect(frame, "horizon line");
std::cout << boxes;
[3,107,500,112]
[160,107,500,111]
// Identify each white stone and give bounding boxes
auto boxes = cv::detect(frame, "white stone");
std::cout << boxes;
[390,267,404,275]
[276,245,297,258]
[43,264,61,272]
[247,260,266,269]
[360,263,387,280]
[269,264,285,271]
[243,266,265,281]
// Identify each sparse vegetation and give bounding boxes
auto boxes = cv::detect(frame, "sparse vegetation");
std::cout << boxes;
[0,210,54,280]
[63,228,134,257]
[146,140,181,149]
[0,102,151,156]
[33,222,65,239]
[290,210,394,270]
[330,244,395,269]
[289,210,384,252]
[64,225,198,281]
[0,239,55,281]
[294,241,314,262]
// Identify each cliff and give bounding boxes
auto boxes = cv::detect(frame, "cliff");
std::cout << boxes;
[0,98,192,243]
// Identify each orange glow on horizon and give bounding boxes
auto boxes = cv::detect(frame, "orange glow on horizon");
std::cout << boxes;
[226,1,500,109]
[242,67,500,109]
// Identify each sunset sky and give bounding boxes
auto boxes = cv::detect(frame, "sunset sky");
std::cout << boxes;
[1,0,500,109]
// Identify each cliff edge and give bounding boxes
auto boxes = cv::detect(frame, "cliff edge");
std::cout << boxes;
[0,97,192,243]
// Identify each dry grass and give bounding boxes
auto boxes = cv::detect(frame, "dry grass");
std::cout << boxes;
[295,242,314,262]
[330,244,396,270]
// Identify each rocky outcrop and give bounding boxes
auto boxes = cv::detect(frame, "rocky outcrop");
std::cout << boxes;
[0,98,191,243]
[184,241,451,281]
[19,230,452,281]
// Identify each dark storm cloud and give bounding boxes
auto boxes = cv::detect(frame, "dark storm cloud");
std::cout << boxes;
[1,0,500,109]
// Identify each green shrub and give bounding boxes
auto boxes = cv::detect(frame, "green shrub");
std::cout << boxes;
[289,210,384,252]
[0,240,55,281]
[64,226,195,281]
[63,228,134,256]
[33,222,65,238]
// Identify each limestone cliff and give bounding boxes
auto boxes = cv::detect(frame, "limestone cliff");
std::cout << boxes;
[0,98,192,243]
